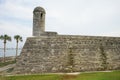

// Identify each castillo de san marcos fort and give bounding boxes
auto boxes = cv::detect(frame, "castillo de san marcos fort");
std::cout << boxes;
[14,6,120,74]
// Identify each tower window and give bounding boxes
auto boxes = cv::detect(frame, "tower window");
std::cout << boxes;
[41,13,43,18]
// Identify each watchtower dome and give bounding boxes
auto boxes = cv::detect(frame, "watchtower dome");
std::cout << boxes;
[33,6,46,36]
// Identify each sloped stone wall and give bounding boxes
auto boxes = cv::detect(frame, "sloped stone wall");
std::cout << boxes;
[14,35,120,74]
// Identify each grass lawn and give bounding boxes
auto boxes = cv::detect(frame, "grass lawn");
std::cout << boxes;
[0,74,61,80]
[76,71,120,80]
[0,61,16,67]
[0,70,120,80]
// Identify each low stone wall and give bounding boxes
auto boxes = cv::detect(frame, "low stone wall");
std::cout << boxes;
[14,35,120,74]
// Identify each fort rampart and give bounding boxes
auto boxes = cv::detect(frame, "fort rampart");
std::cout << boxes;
[14,35,120,73]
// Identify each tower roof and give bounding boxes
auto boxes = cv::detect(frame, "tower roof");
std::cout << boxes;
[33,6,46,13]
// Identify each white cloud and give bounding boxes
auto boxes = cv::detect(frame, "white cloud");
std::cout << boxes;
[0,21,32,37]
[0,0,120,37]
[0,1,32,20]
[45,0,120,36]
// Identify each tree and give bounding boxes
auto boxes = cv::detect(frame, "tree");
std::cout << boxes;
[14,35,23,61]
[0,34,11,62]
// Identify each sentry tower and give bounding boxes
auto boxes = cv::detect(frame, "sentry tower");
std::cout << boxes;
[33,7,46,36]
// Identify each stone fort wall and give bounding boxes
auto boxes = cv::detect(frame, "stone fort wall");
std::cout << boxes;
[14,35,120,73]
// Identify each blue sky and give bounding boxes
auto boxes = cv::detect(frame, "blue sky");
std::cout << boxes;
[0,0,120,49]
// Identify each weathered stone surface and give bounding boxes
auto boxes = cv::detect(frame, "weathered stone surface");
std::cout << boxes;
[14,35,120,73]
[33,7,46,36]
[40,32,58,36]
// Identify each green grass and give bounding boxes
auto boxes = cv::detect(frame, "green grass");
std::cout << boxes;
[0,71,120,80]
[1,74,61,80]
[0,61,16,67]
[76,71,120,80]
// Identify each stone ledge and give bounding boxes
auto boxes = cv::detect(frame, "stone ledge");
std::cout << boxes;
[40,32,58,36]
